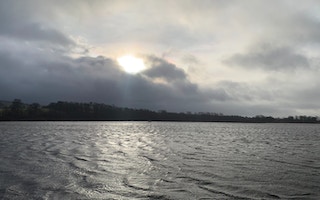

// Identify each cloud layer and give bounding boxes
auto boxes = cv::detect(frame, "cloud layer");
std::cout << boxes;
[0,39,227,113]
[225,44,310,71]
[2,1,320,116]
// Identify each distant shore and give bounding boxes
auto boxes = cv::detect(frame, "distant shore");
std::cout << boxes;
[1,99,319,123]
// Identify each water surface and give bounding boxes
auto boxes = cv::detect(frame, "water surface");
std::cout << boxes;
[0,122,319,199]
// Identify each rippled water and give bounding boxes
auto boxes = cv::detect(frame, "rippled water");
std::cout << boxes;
[0,122,319,199]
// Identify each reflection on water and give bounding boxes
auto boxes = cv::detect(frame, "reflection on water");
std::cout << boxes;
[0,122,319,199]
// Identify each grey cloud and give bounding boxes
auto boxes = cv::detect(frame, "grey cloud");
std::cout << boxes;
[0,2,74,47]
[0,36,301,116]
[181,54,200,65]
[11,23,75,46]
[225,44,309,71]
[216,80,277,102]
[277,13,320,46]
[214,78,320,117]
[143,56,187,82]
[205,88,232,101]
[276,79,320,113]
[0,21,75,47]
[0,46,228,112]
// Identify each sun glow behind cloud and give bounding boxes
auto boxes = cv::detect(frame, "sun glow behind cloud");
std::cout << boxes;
[117,55,146,74]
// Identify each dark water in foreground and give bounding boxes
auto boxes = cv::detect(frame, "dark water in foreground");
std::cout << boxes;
[0,122,319,200]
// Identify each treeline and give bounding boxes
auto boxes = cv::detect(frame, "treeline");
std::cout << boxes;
[0,99,319,123]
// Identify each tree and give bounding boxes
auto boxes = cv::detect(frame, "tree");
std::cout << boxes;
[9,99,24,118]
[27,103,41,117]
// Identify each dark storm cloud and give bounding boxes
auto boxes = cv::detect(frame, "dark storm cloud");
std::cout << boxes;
[225,44,309,71]
[0,42,228,112]
[143,56,187,82]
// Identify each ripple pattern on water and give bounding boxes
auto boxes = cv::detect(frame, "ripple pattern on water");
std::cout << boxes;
[0,122,319,199]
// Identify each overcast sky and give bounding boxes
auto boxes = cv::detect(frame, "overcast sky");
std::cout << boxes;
[1,0,320,117]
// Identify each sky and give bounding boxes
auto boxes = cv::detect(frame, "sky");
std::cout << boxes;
[1,0,320,117]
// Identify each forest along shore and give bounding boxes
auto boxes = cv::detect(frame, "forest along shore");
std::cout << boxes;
[0,99,319,123]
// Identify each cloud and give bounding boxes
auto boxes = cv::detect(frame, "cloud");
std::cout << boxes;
[0,1,75,51]
[143,56,187,82]
[0,40,230,112]
[271,12,320,46]
[8,23,75,46]
[225,44,310,71]
[216,80,280,102]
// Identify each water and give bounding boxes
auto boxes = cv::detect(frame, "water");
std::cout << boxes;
[0,122,319,200]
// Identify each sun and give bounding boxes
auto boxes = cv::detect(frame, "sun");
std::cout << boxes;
[117,55,146,74]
